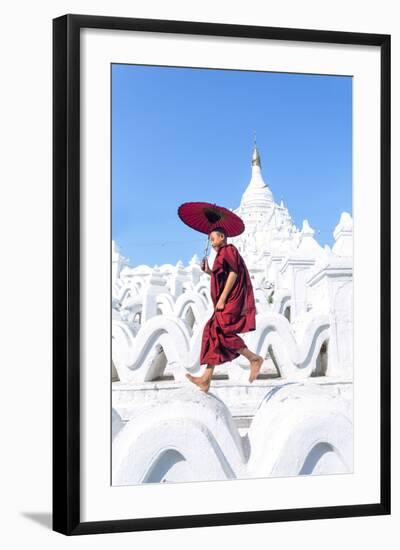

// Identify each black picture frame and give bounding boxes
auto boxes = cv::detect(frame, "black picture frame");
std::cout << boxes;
[53,13,391,536]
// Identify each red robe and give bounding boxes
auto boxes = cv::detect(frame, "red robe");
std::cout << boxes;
[200,243,256,366]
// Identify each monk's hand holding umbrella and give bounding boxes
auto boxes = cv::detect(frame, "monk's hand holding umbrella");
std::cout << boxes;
[200,257,211,274]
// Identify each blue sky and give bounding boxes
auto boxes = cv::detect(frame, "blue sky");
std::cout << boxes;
[112,64,352,267]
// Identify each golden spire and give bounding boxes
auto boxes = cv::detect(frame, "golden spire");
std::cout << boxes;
[251,133,261,167]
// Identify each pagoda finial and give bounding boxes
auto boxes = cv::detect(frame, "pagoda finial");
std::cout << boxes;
[252,133,261,167]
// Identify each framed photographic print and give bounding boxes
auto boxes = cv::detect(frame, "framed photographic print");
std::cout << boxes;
[53,14,391,535]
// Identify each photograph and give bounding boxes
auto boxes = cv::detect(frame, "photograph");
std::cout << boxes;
[1,0,395,544]
[110,63,354,486]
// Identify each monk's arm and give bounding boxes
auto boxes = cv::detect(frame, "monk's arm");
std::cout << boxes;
[219,270,238,302]
[201,259,212,275]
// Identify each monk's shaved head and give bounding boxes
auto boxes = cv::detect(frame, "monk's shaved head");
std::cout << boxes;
[210,226,226,239]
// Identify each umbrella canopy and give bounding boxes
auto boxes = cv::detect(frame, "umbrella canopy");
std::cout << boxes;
[177,201,245,237]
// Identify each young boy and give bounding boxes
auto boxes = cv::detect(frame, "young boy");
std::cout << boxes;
[186,227,264,392]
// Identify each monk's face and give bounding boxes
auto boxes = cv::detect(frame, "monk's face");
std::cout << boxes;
[209,230,226,252]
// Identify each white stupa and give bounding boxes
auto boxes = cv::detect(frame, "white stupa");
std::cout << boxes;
[230,143,298,268]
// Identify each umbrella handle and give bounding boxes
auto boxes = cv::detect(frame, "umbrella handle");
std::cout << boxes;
[203,234,210,260]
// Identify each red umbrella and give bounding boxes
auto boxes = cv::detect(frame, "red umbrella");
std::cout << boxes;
[177,201,245,237]
[178,201,245,260]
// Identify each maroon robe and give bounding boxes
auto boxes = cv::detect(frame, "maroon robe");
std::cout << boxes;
[200,243,256,366]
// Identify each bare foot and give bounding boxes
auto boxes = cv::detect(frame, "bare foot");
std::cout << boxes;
[249,355,264,383]
[185,373,211,393]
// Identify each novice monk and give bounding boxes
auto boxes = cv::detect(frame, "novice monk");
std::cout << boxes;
[186,227,264,392]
